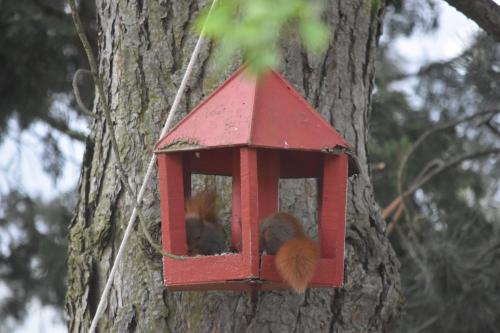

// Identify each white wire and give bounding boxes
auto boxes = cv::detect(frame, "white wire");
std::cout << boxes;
[88,1,218,331]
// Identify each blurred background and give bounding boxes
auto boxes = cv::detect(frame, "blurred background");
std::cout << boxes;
[0,0,499,332]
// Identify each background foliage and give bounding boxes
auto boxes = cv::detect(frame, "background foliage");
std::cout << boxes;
[0,0,95,329]
[372,1,500,331]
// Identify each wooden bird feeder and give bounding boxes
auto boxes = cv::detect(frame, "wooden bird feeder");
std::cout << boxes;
[155,67,358,291]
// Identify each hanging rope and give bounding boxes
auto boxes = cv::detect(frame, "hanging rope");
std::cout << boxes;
[68,1,219,332]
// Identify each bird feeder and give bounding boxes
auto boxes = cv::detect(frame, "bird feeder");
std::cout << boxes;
[155,67,358,291]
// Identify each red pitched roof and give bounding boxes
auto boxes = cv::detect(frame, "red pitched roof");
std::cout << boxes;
[156,67,351,153]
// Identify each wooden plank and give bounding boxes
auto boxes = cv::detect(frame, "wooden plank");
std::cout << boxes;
[279,150,322,178]
[319,154,348,285]
[231,149,242,251]
[188,148,233,175]
[164,254,248,285]
[183,153,191,198]
[166,278,337,292]
[157,153,186,257]
[257,150,280,222]
[239,148,260,277]
[167,281,253,292]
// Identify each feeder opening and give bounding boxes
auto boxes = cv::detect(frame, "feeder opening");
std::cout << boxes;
[277,177,319,243]
[182,147,245,256]
[188,174,239,255]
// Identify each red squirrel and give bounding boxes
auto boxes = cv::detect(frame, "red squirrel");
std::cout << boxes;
[184,193,319,292]
[260,212,320,293]
[184,190,225,256]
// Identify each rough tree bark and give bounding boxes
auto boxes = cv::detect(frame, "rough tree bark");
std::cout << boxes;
[65,0,401,332]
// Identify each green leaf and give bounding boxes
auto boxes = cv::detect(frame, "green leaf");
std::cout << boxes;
[195,0,330,76]
[245,48,280,76]
[299,18,329,53]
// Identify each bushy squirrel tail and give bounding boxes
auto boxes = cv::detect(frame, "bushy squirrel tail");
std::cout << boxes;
[275,236,320,293]
[185,190,216,223]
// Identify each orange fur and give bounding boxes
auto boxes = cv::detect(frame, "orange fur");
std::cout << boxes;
[260,212,320,293]
[275,236,320,293]
[185,190,217,223]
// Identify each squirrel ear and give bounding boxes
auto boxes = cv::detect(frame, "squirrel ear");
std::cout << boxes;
[184,190,217,222]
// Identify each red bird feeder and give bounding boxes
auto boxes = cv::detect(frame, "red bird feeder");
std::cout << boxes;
[155,67,358,291]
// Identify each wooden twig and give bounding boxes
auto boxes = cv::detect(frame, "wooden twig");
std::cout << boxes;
[385,147,500,234]
[387,109,500,231]
[404,148,500,197]
[386,203,404,234]
[382,196,401,220]
[486,119,500,138]
[397,109,499,199]
[384,49,471,82]
[39,113,87,142]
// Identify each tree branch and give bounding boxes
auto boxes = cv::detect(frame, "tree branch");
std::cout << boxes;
[404,147,500,196]
[486,119,500,138]
[383,109,500,221]
[385,147,500,234]
[39,114,86,142]
[385,48,471,82]
[444,0,500,41]
[33,0,67,20]
[397,109,499,203]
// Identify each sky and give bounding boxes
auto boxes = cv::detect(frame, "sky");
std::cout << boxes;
[391,2,479,67]
[0,115,87,200]
[0,1,489,332]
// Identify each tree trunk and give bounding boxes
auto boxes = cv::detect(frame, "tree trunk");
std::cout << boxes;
[65,0,401,332]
